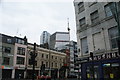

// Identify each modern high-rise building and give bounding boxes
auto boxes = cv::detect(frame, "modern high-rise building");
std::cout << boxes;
[50,32,69,50]
[40,31,51,48]
[74,1,120,80]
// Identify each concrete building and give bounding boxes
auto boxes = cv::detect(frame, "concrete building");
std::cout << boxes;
[60,41,79,77]
[40,31,51,48]
[1,34,27,79]
[27,43,66,79]
[50,32,69,50]
[74,1,120,80]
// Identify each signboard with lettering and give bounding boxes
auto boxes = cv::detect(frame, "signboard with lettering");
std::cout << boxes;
[77,52,120,63]
[89,52,120,61]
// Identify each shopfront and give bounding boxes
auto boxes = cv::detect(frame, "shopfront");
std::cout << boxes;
[80,51,120,80]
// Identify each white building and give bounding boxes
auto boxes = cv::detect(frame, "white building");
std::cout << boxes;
[50,32,69,50]
[74,1,120,79]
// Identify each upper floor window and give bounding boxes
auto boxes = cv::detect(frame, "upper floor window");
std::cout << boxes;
[55,63,57,67]
[78,2,85,13]
[16,57,25,65]
[7,38,12,43]
[81,37,88,54]
[108,26,118,49]
[51,62,53,68]
[3,57,10,65]
[46,54,48,59]
[90,10,99,24]
[17,47,25,55]
[89,2,97,7]
[42,54,44,58]
[93,32,104,50]
[52,56,53,59]
[16,39,25,44]
[79,17,86,27]
[104,2,115,17]
[3,46,11,53]
[46,62,48,67]
[55,56,57,59]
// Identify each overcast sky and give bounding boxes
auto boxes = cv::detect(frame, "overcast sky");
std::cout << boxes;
[0,0,77,44]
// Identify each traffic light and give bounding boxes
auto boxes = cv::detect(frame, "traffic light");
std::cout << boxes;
[41,64,45,71]
[30,52,37,65]
[90,52,93,60]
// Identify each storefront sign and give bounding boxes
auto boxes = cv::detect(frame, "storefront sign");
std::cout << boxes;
[92,52,120,61]
[77,52,120,63]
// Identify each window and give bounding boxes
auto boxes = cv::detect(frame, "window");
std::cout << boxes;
[78,2,85,13]
[60,63,62,67]
[79,17,86,27]
[81,37,88,54]
[90,10,99,24]
[55,63,57,67]
[17,47,25,55]
[52,56,53,59]
[46,62,48,67]
[93,32,104,50]
[104,2,115,17]
[16,39,25,44]
[108,27,118,49]
[42,54,44,58]
[7,38,12,43]
[52,62,53,68]
[89,2,97,7]
[3,57,10,65]
[3,47,11,53]
[55,56,57,59]
[46,54,48,59]
[16,57,25,65]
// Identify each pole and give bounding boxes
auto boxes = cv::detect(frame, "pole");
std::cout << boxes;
[90,52,95,80]
[32,43,36,80]
[49,43,51,77]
